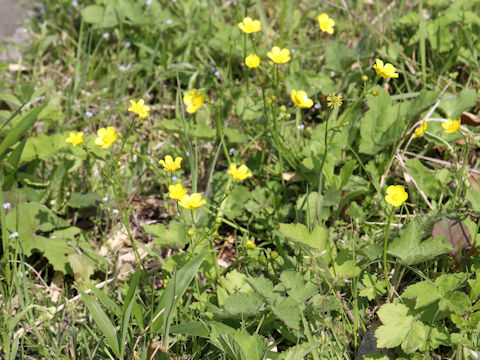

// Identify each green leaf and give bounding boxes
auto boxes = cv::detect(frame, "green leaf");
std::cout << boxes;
[80,5,104,24]
[387,221,452,265]
[439,89,477,119]
[358,87,405,155]
[331,250,360,278]
[359,274,387,301]
[223,293,263,317]
[143,222,189,249]
[279,270,317,304]
[79,290,120,358]
[151,251,206,332]
[68,254,94,284]
[375,303,428,354]
[67,192,101,209]
[401,281,441,308]
[279,223,330,260]
[279,342,320,360]
[271,297,302,329]
[245,276,275,303]
[0,104,46,161]
[169,321,210,338]
[120,269,140,358]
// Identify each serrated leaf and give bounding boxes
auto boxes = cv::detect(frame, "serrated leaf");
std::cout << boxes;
[271,297,301,329]
[223,293,263,317]
[375,303,427,354]
[387,221,452,265]
[68,254,94,284]
[359,274,387,301]
[401,281,441,308]
[279,270,317,304]
[246,277,275,303]
[279,223,330,259]
[143,222,189,249]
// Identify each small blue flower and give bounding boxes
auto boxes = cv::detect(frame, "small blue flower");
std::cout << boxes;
[102,32,110,39]
[3,202,11,210]
[85,111,93,117]
[125,41,131,48]
[119,65,127,72]
[314,103,321,109]
[215,71,220,77]
[72,0,78,7]
[166,19,173,25]
[172,175,177,181]
[9,232,19,239]
[229,148,235,154]
[297,124,305,130]
[146,0,152,5]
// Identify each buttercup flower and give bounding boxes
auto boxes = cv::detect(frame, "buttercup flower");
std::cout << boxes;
[318,13,335,35]
[95,127,117,149]
[169,184,188,200]
[128,99,150,119]
[66,131,84,146]
[183,89,204,114]
[373,59,399,79]
[238,17,261,34]
[326,93,343,109]
[291,90,314,109]
[442,118,461,134]
[413,120,427,138]
[178,193,206,210]
[385,185,408,207]
[267,46,291,64]
[245,54,261,68]
[159,155,183,172]
[228,164,253,181]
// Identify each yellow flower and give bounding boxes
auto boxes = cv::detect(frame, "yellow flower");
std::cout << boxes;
[373,59,399,79]
[267,46,291,64]
[159,155,183,172]
[178,193,206,210]
[65,131,84,146]
[318,13,335,35]
[128,99,150,119]
[413,120,427,138]
[442,118,461,134]
[169,184,187,200]
[326,93,343,109]
[228,164,253,181]
[238,17,261,34]
[95,127,118,149]
[245,54,261,68]
[291,90,313,109]
[183,89,204,114]
[385,185,408,207]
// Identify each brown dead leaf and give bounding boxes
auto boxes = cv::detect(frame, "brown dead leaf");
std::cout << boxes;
[432,216,471,255]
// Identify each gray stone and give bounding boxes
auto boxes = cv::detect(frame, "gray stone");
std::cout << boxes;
[355,323,397,360]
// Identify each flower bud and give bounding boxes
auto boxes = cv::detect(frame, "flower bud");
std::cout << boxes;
[245,239,255,249]
[370,89,378,96]
[259,255,267,263]
[187,229,195,237]
[270,251,279,259]
[215,217,222,224]
[361,75,368,82]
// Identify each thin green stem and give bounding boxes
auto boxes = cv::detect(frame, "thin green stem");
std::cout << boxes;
[383,208,395,303]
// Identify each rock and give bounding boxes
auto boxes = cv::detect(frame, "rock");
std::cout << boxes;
[355,323,396,360]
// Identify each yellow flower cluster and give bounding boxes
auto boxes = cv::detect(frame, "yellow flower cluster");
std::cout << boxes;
[66,98,152,149]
